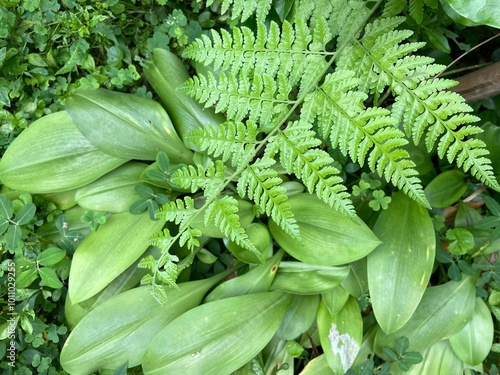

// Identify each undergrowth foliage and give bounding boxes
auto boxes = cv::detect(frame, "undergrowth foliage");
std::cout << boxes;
[142,0,500,297]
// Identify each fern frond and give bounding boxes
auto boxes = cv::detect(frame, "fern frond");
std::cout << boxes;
[183,18,330,93]
[303,70,429,206]
[170,160,226,195]
[184,71,293,125]
[337,17,500,191]
[155,196,197,226]
[205,196,257,251]
[267,120,356,217]
[238,157,300,239]
[187,121,259,168]
[206,0,272,23]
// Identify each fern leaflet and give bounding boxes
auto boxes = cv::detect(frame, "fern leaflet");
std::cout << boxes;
[186,121,259,169]
[171,160,227,196]
[238,157,300,239]
[155,196,197,226]
[205,196,257,251]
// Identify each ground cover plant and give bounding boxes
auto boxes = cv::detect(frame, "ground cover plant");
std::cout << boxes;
[1,0,500,374]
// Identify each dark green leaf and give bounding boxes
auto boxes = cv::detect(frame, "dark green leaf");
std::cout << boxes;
[0,194,13,219]
[485,196,500,217]
[135,184,155,198]
[395,336,409,356]
[129,199,149,214]
[0,220,8,236]
[37,247,66,266]
[39,267,64,289]
[401,351,423,364]
[5,224,22,250]
[448,263,462,281]
[457,259,476,276]
[157,151,170,171]
[17,268,39,289]
[475,216,500,229]
[14,202,36,225]
[382,347,399,362]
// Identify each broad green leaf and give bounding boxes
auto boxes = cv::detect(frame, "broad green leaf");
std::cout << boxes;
[226,222,272,264]
[340,258,368,298]
[424,170,467,208]
[321,286,350,316]
[61,272,232,373]
[276,294,320,340]
[270,262,350,295]
[449,297,494,365]
[204,249,283,302]
[390,340,464,375]
[144,49,225,144]
[374,276,476,355]
[37,247,66,266]
[64,246,162,329]
[42,189,78,210]
[39,267,63,289]
[14,202,36,225]
[0,194,13,219]
[16,268,38,289]
[299,354,334,375]
[317,296,363,374]
[142,292,292,375]
[440,0,500,28]
[67,89,194,164]
[68,211,165,303]
[75,162,150,213]
[5,224,22,250]
[367,192,435,334]
[269,194,381,265]
[0,111,127,193]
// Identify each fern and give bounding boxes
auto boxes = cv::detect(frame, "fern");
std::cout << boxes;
[143,0,500,295]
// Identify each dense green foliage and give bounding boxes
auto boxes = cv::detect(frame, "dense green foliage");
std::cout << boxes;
[1,0,500,374]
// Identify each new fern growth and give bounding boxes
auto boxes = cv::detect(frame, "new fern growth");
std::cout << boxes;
[143,0,500,297]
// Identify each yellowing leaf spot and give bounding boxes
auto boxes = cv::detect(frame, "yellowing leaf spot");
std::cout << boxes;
[328,323,360,372]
